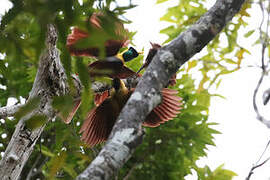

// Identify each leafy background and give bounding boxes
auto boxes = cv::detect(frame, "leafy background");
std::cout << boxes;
[0,0,269,179]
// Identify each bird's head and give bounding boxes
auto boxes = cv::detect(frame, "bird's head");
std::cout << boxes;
[137,42,161,74]
[122,47,140,62]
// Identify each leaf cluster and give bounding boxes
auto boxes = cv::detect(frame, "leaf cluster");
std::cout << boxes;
[159,0,253,92]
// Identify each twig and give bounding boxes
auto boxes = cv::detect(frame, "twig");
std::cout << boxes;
[123,163,137,180]
[248,2,270,179]
[246,157,270,180]
[25,154,42,180]
[252,0,270,128]
[246,138,270,180]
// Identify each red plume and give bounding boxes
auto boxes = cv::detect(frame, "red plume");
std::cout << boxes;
[79,88,182,147]
[66,13,129,57]
[143,88,182,127]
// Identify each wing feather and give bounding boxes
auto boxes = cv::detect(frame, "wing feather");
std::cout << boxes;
[143,88,182,127]
[94,90,109,106]
[80,98,117,147]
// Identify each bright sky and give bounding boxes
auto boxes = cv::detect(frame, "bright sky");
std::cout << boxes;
[1,0,270,179]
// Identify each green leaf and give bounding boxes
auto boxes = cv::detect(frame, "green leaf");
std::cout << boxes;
[223,58,237,64]
[0,1,24,32]
[160,25,175,35]
[52,95,74,120]
[0,61,9,77]
[81,88,93,119]
[25,114,47,130]
[15,97,40,120]
[268,45,270,58]
[156,0,170,4]
[75,57,90,89]
[210,164,238,180]
[63,164,77,178]
[41,145,55,157]
[48,151,67,179]
[187,60,197,72]
[244,30,255,38]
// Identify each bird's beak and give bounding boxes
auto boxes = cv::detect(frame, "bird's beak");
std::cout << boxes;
[137,64,145,74]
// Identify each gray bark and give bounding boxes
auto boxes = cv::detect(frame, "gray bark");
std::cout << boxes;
[0,24,68,180]
[76,0,247,179]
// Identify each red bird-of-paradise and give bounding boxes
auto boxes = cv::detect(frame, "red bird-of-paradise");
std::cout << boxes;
[80,78,182,147]
[64,13,183,147]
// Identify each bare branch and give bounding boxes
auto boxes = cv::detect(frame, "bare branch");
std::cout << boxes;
[253,0,270,128]
[76,0,247,179]
[123,163,137,180]
[246,139,270,180]
[25,154,42,180]
[0,24,68,180]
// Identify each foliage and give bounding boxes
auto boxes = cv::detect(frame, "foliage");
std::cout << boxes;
[159,0,252,92]
[117,74,220,179]
[0,0,266,179]
[195,164,237,180]
[0,0,135,179]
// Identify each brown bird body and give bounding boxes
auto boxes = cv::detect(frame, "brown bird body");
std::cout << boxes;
[79,78,182,147]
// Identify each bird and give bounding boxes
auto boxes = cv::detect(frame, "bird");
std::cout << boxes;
[66,13,141,79]
[64,13,142,123]
[79,78,182,147]
[62,45,141,123]
[137,43,161,74]
[137,42,177,86]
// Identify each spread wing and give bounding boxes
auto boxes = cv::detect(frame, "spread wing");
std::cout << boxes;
[143,88,182,127]
[79,98,118,147]
[94,90,109,106]
[66,13,128,57]
[62,90,110,124]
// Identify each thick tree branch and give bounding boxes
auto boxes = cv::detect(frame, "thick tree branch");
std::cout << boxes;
[76,0,247,179]
[0,24,68,180]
